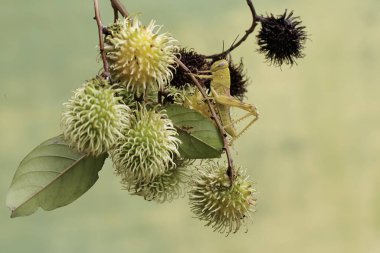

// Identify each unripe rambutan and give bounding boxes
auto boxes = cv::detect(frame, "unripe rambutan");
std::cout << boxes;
[61,78,130,156]
[105,17,179,95]
[125,158,192,203]
[189,162,256,234]
[111,106,181,182]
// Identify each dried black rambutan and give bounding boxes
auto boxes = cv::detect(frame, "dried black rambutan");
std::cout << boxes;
[170,48,209,88]
[257,10,307,67]
[229,59,249,100]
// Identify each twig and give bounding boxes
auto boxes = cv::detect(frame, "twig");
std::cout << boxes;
[206,0,260,59]
[113,8,119,22]
[94,0,110,78]
[110,0,129,19]
[107,0,236,183]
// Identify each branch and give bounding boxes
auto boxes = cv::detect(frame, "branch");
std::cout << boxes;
[206,0,260,59]
[110,0,129,19]
[94,0,110,78]
[174,57,236,183]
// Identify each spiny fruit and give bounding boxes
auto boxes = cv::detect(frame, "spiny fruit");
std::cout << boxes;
[111,106,181,183]
[189,162,256,234]
[61,77,130,156]
[105,17,179,95]
[257,10,307,66]
[125,158,192,203]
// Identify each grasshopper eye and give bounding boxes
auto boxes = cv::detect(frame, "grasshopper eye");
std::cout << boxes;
[217,60,228,68]
[211,60,229,71]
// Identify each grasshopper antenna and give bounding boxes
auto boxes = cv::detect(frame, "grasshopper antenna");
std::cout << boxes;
[231,34,240,48]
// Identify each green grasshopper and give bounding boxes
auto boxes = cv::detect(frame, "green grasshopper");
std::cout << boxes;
[187,60,259,143]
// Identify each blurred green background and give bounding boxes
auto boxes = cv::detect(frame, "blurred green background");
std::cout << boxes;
[1,0,380,252]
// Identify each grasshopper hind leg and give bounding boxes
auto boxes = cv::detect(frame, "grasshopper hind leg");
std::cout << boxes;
[215,100,259,145]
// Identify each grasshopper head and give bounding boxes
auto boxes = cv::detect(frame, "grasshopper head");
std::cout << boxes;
[210,60,229,72]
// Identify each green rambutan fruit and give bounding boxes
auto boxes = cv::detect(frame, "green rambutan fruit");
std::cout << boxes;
[189,162,256,234]
[125,158,192,203]
[61,77,130,156]
[105,17,179,95]
[111,106,181,182]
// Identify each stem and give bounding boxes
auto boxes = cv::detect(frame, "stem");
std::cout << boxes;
[113,8,119,22]
[94,0,110,78]
[206,0,260,60]
[110,0,129,18]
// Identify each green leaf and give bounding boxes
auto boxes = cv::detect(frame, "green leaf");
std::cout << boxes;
[166,104,223,159]
[6,135,107,218]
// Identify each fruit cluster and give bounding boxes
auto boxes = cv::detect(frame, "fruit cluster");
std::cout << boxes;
[8,1,307,235]
[60,17,256,234]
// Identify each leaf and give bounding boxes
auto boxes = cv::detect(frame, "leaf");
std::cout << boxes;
[6,135,107,218]
[166,104,224,159]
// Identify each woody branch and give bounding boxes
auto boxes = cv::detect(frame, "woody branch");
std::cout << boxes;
[206,0,260,60]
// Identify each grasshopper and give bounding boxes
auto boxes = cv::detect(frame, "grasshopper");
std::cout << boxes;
[186,60,259,143]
